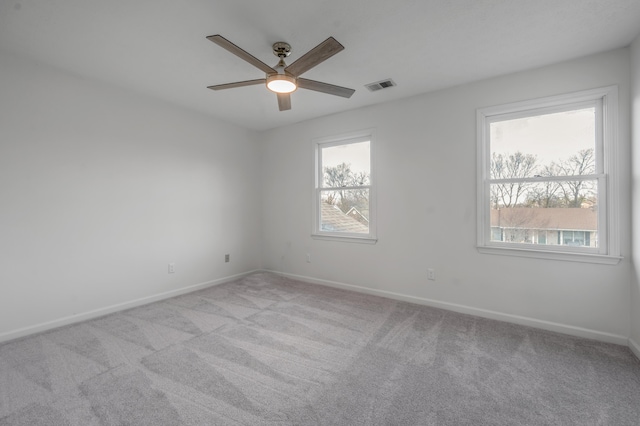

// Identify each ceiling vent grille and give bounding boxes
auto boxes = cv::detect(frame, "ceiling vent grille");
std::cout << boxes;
[365,79,396,92]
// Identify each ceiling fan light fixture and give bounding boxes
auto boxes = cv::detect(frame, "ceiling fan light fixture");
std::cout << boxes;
[266,74,297,94]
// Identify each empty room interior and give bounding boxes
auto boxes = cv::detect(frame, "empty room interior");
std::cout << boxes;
[2,0,640,424]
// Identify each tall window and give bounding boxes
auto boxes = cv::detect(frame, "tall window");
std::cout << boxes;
[313,131,376,243]
[477,87,620,263]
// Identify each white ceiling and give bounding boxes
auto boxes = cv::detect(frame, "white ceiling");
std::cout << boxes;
[1,0,639,131]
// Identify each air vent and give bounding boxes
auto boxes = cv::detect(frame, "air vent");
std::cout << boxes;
[365,79,397,92]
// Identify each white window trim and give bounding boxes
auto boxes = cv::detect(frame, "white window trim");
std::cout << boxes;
[476,86,621,264]
[312,129,377,244]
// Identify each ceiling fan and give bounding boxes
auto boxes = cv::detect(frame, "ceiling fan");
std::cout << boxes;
[206,35,355,111]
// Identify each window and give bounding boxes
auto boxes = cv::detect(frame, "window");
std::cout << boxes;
[313,131,376,243]
[477,87,620,264]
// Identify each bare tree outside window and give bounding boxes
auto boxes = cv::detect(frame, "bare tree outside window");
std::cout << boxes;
[490,151,537,208]
[526,162,563,208]
[558,148,596,208]
[323,162,370,218]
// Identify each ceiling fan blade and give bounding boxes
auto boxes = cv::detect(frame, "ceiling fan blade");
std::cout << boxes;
[207,34,277,74]
[284,37,344,77]
[297,78,355,98]
[207,79,265,90]
[277,93,291,111]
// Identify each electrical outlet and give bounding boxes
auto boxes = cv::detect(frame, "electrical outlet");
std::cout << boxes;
[225,254,230,263]
[168,263,175,274]
[427,268,435,281]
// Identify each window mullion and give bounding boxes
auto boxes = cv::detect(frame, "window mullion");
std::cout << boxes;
[320,185,371,191]
[489,174,603,184]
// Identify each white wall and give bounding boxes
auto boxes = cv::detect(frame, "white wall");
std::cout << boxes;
[261,48,632,343]
[631,36,640,354]
[0,51,262,340]
[2,45,635,348]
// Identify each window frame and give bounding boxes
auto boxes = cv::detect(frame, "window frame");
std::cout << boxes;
[312,129,377,244]
[476,86,621,264]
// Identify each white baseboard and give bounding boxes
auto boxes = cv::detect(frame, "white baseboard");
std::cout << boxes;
[269,270,630,346]
[6,268,634,354]
[0,270,259,344]
[629,338,640,362]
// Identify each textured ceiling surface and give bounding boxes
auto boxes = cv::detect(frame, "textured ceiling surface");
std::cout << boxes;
[1,0,639,131]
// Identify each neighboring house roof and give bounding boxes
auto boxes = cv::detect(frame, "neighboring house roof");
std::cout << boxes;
[321,203,369,233]
[490,208,597,231]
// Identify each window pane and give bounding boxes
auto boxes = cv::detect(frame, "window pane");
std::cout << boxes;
[490,179,597,209]
[490,107,596,179]
[320,189,369,234]
[322,141,370,188]
[490,181,598,248]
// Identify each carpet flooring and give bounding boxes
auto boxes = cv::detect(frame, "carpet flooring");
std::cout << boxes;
[1,272,639,425]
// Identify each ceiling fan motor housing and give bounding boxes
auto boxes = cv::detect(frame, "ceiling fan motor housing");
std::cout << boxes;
[272,42,292,58]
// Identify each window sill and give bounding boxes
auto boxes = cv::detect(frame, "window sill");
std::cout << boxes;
[311,234,378,244]
[477,246,622,265]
